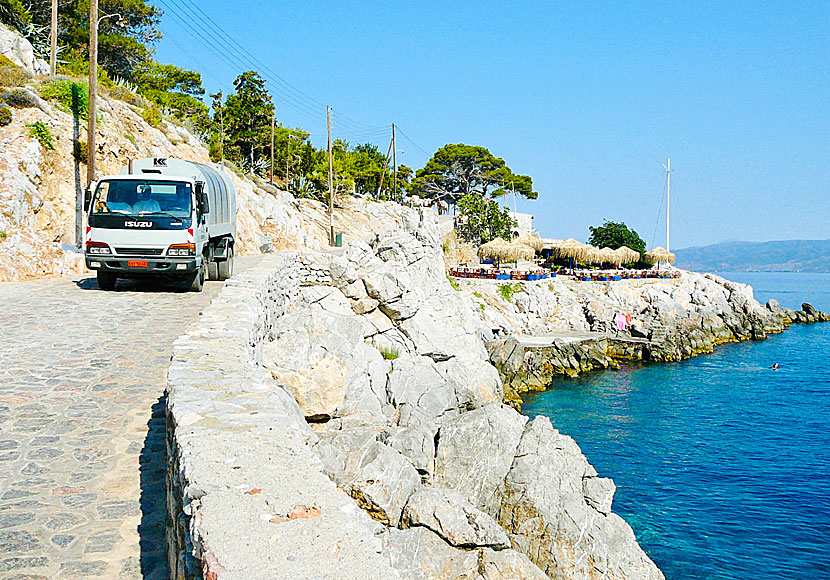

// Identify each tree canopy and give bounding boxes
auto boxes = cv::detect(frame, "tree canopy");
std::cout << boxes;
[223,71,275,171]
[587,220,646,256]
[456,194,516,244]
[412,144,538,201]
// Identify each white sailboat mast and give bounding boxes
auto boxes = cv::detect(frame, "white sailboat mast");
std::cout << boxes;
[665,157,671,252]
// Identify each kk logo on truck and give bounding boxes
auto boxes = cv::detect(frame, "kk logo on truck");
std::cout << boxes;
[153,158,167,167]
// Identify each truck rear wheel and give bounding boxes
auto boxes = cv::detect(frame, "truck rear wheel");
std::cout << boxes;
[97,271,117,290]
[189,261,205,292]
[207,259,219,281]
[218,246,234,280]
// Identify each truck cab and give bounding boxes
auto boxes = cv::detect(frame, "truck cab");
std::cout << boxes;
[84,158,236,291]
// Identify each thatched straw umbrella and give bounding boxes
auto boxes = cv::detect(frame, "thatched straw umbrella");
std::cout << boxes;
[551,238,590,261]
[597,247,620,266]
[615,246,641,265]
[514,233,544,252]
[548,238,593,273]
[646,246,676,267]
[507,241,536,262]
[478,237,513,267]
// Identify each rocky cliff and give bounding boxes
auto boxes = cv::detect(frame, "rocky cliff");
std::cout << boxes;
[166,210,666,579]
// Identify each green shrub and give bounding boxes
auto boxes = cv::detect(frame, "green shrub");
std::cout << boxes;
[1,88,38,108]
[27,121,54,150]
[73,140,88,164]
[0,55,30,88]
[0,106,11,126]
[473,291,483,298]
[124,132,136,145]
[107,84,143,107]
[446,274,460,291]
[379,345,400,360]
[39,79,88,119]
[498,283,524,302]
[141,104,162,128]
[0,231,7,239]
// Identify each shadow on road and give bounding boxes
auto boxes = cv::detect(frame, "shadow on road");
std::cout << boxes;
[74,276,194,293]
[139,395,171,579]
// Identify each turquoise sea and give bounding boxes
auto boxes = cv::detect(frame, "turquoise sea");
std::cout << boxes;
[522,272,830,580]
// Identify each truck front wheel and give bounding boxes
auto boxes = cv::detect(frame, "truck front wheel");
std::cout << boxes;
[188,261,205,292]
[97,271,117,290]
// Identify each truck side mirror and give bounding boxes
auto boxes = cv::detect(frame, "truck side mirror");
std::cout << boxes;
[84,181,97,212]
[195,182,209,214]
[198,192,210,215]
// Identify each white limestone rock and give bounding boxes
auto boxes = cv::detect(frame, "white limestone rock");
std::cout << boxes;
[402,488,510,549]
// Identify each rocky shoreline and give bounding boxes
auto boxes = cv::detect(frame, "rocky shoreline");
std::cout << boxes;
[166,211,665,579]
[461,270,828,405]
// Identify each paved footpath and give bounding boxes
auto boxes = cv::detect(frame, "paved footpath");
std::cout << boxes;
[0,258,258,580]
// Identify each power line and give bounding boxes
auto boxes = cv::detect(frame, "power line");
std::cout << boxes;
[163,0,388,134]
[394,126,430,157]
[156,0,326,124]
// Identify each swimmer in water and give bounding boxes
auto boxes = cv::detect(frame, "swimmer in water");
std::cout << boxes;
[771,362,779,370]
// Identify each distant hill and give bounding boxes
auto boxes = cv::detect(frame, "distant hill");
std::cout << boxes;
[674,240,830,272]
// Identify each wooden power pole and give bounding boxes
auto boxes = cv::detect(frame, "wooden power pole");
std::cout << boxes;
[392,123,397,202]
[269,115,275,185]
[376,137,393,198]
[327,105,334,245]
[87,0,98,187]
[50,0,57,76]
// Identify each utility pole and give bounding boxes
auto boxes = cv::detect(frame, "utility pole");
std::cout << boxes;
[87,0,98,188]
[376,137,392,198]
[327,105,334,245]
[269,115,275,185]
[50,0,57,76]
[219,93,224,165]
[392,123,397,203]
[285,133,290,188]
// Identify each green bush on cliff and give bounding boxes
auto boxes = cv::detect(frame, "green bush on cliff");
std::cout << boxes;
[379,345,399,360]
[0,105,11,126]
[498,283,523,302]
[26,121,54,150]
[141,104,163,128]
[39,79,88,119]
[0,54,29,87]
[73,140,88,164]
[1,87,38,108]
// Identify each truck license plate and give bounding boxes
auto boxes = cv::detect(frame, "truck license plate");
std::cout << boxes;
[127,260,148,268]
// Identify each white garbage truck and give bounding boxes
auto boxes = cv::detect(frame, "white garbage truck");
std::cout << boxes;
[84,157,236,291]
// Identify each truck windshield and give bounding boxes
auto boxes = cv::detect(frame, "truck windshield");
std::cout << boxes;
[92,180,192,218]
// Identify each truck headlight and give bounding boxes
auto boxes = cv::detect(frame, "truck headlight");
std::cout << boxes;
[168,243,196,256]
[86,242,111,255]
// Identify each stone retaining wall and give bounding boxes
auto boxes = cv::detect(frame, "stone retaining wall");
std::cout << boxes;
[165,252,399,580]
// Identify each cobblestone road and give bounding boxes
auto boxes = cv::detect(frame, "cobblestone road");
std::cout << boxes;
[0,259,258,579]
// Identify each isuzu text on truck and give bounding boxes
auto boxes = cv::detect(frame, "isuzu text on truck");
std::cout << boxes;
[84,158,236,292]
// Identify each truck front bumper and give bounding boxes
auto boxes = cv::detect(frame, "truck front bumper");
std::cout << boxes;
[85,256,199,277]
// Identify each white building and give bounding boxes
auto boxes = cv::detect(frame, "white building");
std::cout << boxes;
[509,212,535,238]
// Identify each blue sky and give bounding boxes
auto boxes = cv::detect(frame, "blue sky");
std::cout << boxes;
[152,1,829,249]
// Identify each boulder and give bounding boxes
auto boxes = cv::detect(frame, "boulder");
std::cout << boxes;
[0,23,48,75]
[381,423,436,474]
[582,476,616,515]
[401,488,509,549]
[262,304,384,420]
[493,415,664,580]
[385,527,547,580]
[346,443,421,526]
[434,404,528,513]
